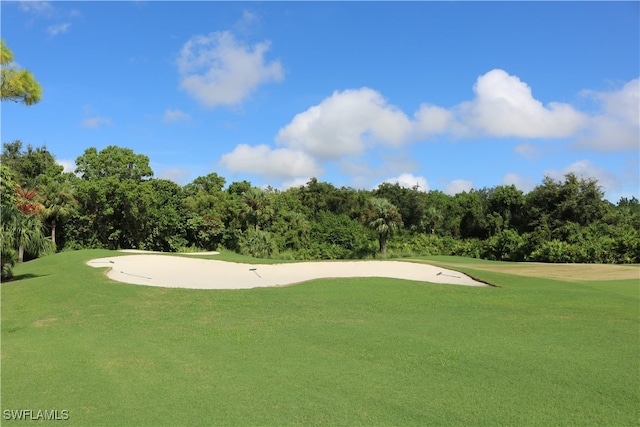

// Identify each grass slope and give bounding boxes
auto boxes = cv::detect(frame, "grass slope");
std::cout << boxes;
[2,250,638,426]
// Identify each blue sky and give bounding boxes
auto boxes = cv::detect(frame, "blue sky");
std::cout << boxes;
[2,1,638,201]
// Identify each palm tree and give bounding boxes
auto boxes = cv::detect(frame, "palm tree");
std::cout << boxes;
[2,203,52,263]
[366,197,403,255]
[241,188,273,231]
[38,181,78,248]
[284,211,310,250]
[421,206,443,234]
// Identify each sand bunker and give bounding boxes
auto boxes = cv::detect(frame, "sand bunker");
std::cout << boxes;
[118,249,221,256]
[87,254,489,289]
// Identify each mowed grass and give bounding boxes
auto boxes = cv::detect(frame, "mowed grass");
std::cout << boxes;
[1,250,638,426]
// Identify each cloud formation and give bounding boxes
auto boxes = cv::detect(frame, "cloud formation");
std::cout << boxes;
[454,69,588,138]
[158,168,191,185]
[545,159,618,191]
[18,0,54,16]
[220,144,323,179]
[576,78,639,151]
[47,22,70,36]
[444,179,474,196]
[276,88,412,160]
[219,69,638,188]
[163,109,190,123]
[80,116,112,129]
[514,143,542,160]
[177,31,284,108]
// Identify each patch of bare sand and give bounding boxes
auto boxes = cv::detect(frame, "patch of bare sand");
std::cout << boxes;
[87,255,489,289]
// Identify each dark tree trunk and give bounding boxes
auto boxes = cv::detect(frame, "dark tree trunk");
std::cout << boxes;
[379,236,387,254]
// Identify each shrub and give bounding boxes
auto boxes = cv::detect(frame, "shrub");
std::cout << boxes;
[1,247,17,281]
[531,239,580,263]
[483,229,526,261]
[238,230,278,259]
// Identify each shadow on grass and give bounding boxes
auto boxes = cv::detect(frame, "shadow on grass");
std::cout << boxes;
[4,273,50,282]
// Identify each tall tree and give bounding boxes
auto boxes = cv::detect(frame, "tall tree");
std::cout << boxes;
[184,173,226,196]
[1,141,63,188]
[456,189,489,239]
[525,173,607,234]
[486,184,526,232]
[38,181,78,249]
[365,197,403,255]
[421,206,443,234]
[71,146,154,249]
[75,146,153,182]
[374,182,427,230]
[241,187,273,231]
[1,39,42,106]
[139,179,189,251]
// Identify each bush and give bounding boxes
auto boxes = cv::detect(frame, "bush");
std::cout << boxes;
[483,229,526,261]
[611,226,640,263]
[275,251,296,261]
[309,211,373,259]
[238,230,278,258]
[1,247,17,281]
[530,239,581,263]
[451,238,483,259]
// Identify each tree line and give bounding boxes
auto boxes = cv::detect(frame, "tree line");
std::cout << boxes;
[1,141,638,280]
[1,39,638,280]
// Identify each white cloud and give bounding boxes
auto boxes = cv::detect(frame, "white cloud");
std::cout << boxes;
[502,172,535,193]
[158,168,191,184]
[163,109,191,123]
[47,22,70,36]
[545,159,618,191]
[18,1,54,16]
[454,69,588,138]
[276,88,412,160]
[514,143,542,160]
[219,69,637,189]
[281,177,313,190]
[220,144,323,179]
[413,104,453,136]
[444,179,474,195]
[381,173,429,192]
[576,79,639,151]
[274,69,595,166]
[177,31,284,108]
[56,159,75,173]
[80,116,112,128]
[234,10,260,35]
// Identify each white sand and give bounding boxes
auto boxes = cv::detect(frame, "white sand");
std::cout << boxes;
[87,254,489,289]
[118,249,220,255]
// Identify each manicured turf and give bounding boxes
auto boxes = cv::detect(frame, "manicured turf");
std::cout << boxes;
[2,250,638,426]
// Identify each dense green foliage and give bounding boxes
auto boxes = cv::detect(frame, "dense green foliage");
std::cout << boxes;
[1,251,638,425]
[1,142,639,277]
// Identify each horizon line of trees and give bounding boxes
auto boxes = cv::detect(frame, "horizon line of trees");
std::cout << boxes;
[2,141,638,280]
[2,39,638,280]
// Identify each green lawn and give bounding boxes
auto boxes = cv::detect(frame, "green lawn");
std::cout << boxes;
[2,250,638,426]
